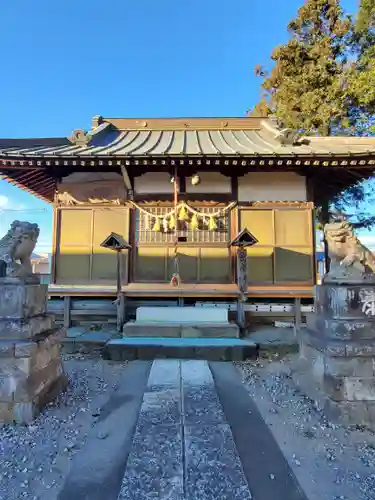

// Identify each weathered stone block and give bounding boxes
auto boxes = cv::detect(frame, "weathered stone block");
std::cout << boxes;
[312,317,375,341]
[0,355,64,403]
[324,399,372,428]
[0,314,55,340]
[0,374,68,424]
[0,340,15,357]
[324,356,374,378]
[302,330,347,356]
[181,323,240,338]
[0,284,47,319]
[346,342,375,357]
[0,375,17,401]
[299,343,325,381]
[367,402,375,426]
[0,323,67,423]
[326,344,348,357]
[323,374,345,401]
[315,284,375,321]
[0,401,14,421]
[343,377,375,401]
[12,402,34,423]
[14,340,37,358]
[298,282,375,431]
[11,357,64,402]
[123,322,180,338]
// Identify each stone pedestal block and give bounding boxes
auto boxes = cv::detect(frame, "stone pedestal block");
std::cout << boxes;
[0,282,67,424]
[0,328,67,423]
[0,314,55,340]
[296,282,375,430]
[0,283,47,319]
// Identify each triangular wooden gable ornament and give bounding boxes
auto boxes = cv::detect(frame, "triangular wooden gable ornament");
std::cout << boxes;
[230,228,258,247]
[100,232,132,251]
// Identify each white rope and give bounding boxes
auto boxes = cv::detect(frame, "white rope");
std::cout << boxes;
[128,200,236,220]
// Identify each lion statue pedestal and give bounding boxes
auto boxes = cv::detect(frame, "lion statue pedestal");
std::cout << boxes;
[293,221,375,430]
[0,221,67,424]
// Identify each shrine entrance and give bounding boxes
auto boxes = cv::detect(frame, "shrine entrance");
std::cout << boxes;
[132,201,235,284]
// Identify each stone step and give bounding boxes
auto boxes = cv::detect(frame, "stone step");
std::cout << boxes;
[136,306,228,324]
[60,329,116,355]
[103,337,257,361]
[305,312,317,332]
[123,321,240,338]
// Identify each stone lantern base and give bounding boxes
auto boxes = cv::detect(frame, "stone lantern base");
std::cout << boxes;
[0,281,67,424]
[294,282,375,430]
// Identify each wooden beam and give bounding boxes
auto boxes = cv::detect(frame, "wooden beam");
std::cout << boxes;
[179,174,186,193]
[231,175,238,200]
[14,169,46,184]
[120,165,134,200]
[27,177,56,191]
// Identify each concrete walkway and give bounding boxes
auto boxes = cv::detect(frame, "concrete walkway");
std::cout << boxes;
[58,360,308,500]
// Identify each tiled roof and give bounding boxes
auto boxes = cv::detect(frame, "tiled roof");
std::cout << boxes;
[0,117,374,158]
[0,116,374,204]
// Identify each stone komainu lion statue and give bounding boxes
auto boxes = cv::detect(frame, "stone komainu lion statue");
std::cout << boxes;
[0,220,40,280]
[323,221,375,282]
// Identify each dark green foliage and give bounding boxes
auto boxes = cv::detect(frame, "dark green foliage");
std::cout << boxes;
[251,0,375,227]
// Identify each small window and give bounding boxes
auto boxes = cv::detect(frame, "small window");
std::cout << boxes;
[136,205,230,244]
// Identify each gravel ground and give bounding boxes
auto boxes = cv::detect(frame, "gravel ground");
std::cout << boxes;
[3,353,375,500]
[0,355,127,500]
[237,353,375,500]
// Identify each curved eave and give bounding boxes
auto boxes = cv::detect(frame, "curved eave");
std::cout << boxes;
[1,153,375,169]
[0,169,56,203]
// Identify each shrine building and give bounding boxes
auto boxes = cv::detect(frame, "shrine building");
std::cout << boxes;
[0,115,374,324]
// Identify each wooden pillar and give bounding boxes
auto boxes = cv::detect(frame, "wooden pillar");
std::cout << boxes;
[116,250,123,333]
[63,296,71,329]
[294,297,301,337]
[51,203,59,284]
[321,199,330,273]
[236,247,248,330]
[118,295,127,330]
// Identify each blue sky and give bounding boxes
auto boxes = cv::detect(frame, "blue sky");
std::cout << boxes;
[0,0,366,253]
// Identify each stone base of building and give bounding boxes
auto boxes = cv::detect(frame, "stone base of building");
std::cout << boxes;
[294,282,375,431]
[292,342,375,430]
[0,327,67,423]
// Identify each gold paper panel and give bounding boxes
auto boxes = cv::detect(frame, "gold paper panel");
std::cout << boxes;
[56,247,90,282]
[239,209,274,245]
[135,247,167,281]
[275,210,311,246]
[246,247,274,283]
[92,208,129,250]
[200,247,231,283]
[274,246,313,282]
[59,209,92,246]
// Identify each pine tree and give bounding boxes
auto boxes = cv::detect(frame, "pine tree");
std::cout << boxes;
[251,0,375,227]
[347,0,375,135]
[252,0,353,134]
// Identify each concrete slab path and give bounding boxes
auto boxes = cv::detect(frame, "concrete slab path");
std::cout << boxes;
[58,360,308,500]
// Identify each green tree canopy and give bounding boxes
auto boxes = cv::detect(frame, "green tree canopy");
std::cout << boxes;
[250,0,375,227]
